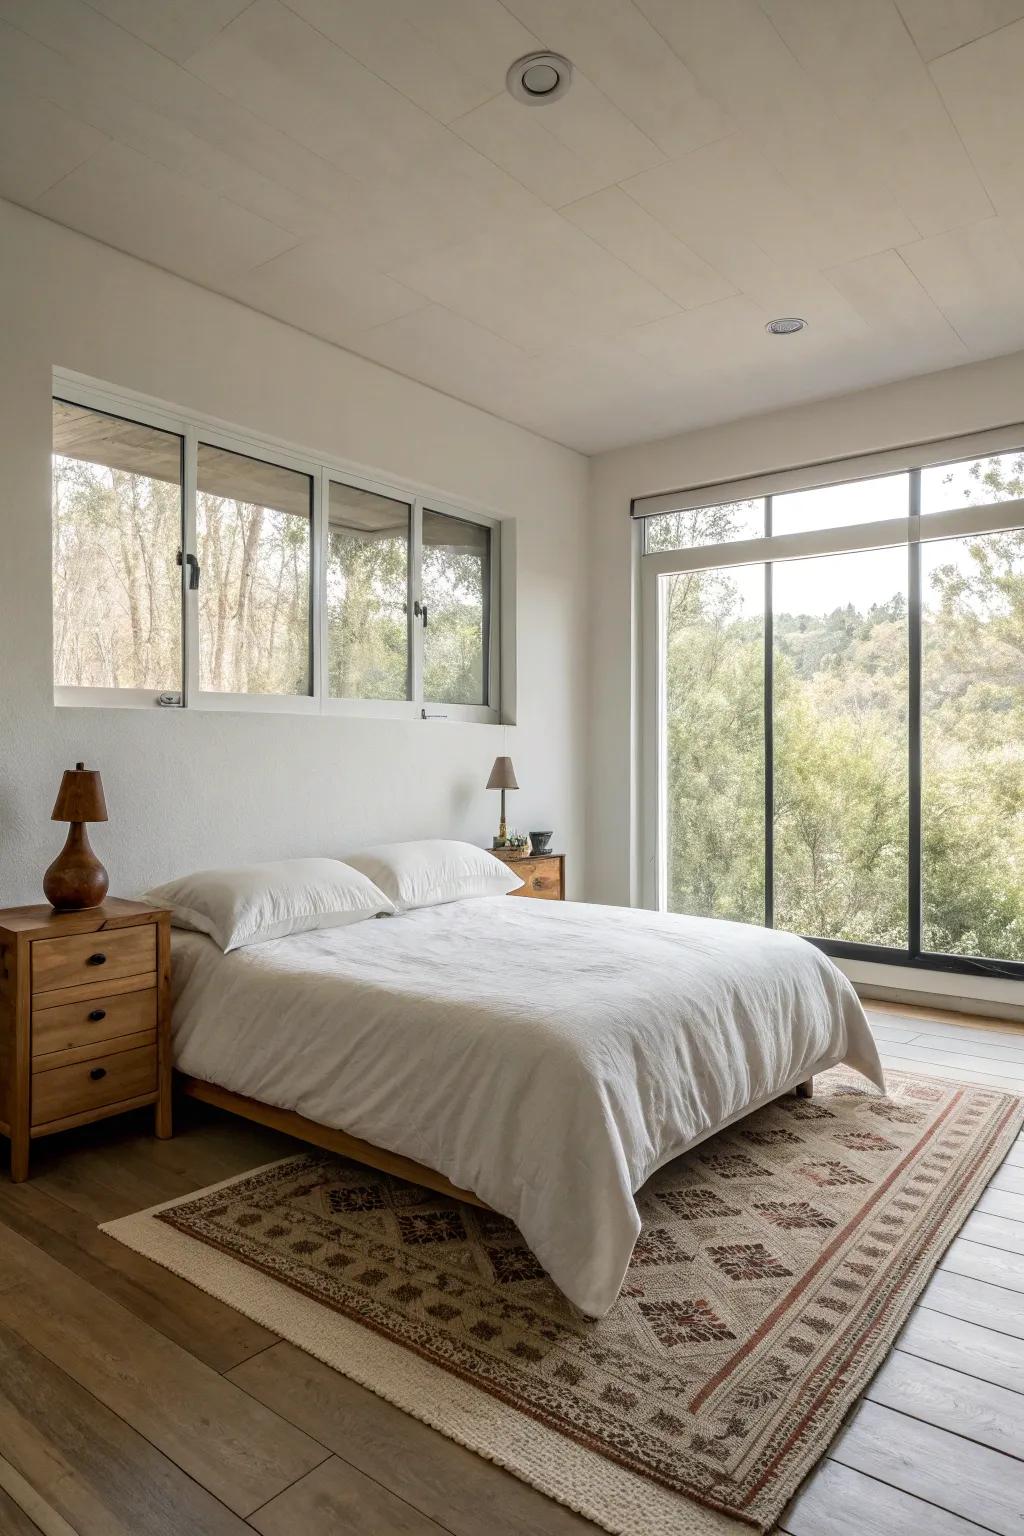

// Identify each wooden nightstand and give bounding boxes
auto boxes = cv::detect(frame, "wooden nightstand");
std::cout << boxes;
[0,899,172,1182]
[492,849,565,901]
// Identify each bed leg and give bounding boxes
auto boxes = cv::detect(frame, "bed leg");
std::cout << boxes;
[795,1078,814,1099]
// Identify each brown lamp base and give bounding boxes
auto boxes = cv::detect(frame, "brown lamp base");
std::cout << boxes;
[43,822,109,911]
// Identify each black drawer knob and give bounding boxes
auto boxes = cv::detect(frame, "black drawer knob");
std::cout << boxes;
[88,1008,107,1022]
[86,953,107,966]
[89,1066,107,1081]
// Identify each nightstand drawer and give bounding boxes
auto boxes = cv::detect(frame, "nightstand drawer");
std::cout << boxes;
[33,986,158,1061]
[1,899,171,1180]
[31,1043,157,1128]
[32,925,156,995]
[508,857,562,899]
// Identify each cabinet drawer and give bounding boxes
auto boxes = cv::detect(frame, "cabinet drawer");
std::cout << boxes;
[507,858,562,900]
[31,1044,157,1128]
[33,986,158,1060]
[32,925,156,995]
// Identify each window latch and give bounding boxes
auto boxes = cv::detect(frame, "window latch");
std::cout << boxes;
[413,600,428,627]
[177,550,201,589]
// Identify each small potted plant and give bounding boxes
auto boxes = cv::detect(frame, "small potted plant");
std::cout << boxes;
[505,832,529,859]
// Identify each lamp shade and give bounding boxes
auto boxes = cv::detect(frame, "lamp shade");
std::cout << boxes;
[486,755,519,791]
[51,763,108,824]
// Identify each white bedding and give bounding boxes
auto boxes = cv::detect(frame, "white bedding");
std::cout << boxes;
[171,898,883,1316]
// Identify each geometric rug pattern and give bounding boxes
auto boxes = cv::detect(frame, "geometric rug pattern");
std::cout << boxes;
[121,1068,1022,1530]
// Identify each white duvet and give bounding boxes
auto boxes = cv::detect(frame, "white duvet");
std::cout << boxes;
[171,898,883,1317]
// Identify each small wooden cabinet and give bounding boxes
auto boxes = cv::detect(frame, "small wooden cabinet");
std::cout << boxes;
[492,849,565,901]
[0,899,172,1181]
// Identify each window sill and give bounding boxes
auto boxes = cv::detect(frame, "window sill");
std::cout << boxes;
[807,936,1024,984]
[54,689,502,725]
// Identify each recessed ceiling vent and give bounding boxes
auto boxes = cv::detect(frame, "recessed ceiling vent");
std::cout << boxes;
[765,316,807,335]
[506,51,574,105]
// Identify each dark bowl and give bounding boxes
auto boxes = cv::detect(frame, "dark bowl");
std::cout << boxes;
[529,830,553,854]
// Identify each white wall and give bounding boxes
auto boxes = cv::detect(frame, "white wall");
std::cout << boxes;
[0,199,590,904]
[588,346,1024,1005]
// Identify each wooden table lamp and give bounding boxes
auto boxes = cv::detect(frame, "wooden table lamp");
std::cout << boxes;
[486,755,519,847]
[43,762,109,910]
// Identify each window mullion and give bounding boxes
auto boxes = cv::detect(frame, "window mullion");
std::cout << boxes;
[908,468,923,961]
[53,375,501,722]
[764,496,774,930]
[313,468,327,712]
[182,429,199,709]
[638,548,661,912]
[488,524,500,712]
[410,499,423,706]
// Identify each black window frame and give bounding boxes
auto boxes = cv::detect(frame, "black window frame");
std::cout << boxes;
[643,459,1024,982]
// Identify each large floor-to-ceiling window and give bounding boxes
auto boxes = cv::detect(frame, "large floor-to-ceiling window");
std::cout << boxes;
[639,433,1024,977]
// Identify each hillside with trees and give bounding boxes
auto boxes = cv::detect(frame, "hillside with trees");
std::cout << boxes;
[659,455,1024,961]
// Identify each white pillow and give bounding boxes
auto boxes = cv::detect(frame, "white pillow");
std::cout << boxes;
[144,857,394,951]
[343,839,522,912]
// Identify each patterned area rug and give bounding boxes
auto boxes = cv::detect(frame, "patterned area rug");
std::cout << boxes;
[103,1068,1023,1535]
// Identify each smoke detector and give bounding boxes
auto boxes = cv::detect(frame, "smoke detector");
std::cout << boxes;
[765,316,807,335]
[506,51,574,105]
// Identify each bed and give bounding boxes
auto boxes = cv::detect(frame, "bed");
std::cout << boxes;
[171,896,884,1317]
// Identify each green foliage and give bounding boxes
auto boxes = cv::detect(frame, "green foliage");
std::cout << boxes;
[54,457,488,710]
[664,568,764,923]
[663,458,1024,961]
[197,493,311,695]
[645,500,762,553]
[327,524,408,700]
[422,539,488,706]
[53,458,312,695]
[325,523,487,705]
[52,457,182,689]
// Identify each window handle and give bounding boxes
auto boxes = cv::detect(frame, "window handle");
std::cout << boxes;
[177,550,201,589]
[413,600,428,628]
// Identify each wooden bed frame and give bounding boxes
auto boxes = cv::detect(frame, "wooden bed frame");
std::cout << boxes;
[176,1073,492,1208]
[177,1072,814,1212]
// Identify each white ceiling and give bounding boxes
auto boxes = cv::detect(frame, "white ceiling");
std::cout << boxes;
[3,0,1024,455]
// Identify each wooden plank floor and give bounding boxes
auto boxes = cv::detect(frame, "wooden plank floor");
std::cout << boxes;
[0,1005,1021,1536]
